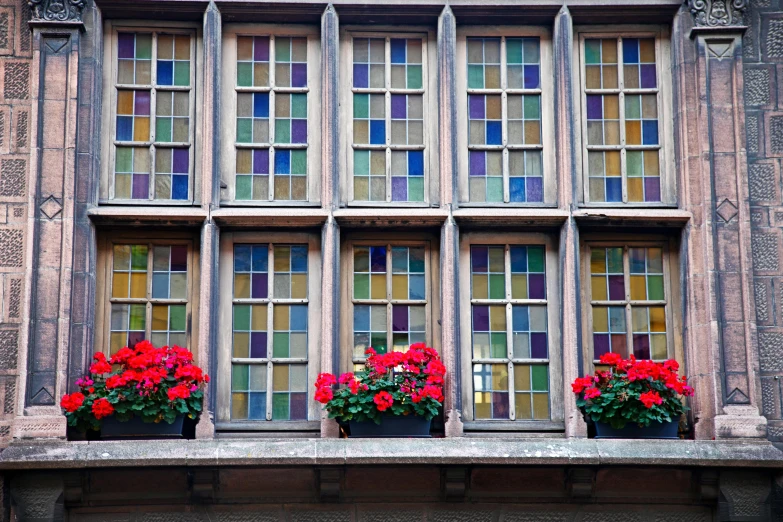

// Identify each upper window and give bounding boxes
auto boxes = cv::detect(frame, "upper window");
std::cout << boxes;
[342,30,438,205]
[221,26,321,205]
[104,28,198,202]
[577,29,673,205]
[457,28,555,206]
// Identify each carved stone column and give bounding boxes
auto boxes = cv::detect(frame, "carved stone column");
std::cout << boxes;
[718,470,772,521]
[10,473,64,522]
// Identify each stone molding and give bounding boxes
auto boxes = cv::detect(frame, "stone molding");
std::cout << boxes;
[686,0,748,29]
[28,0,85,26]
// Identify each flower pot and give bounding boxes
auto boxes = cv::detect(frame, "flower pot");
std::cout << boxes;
[349,414,431,438]
[594,419,679,439]
[100,414,186,439]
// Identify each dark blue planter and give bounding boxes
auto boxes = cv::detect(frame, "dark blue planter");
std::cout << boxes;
[349,414,431,438]
[594,419,679,439]
[100,414,185,439]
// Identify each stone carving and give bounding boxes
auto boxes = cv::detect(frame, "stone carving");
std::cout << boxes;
[758,332,783,371]
[12,206,23,218]
[429,512,494,522]
[749,164,775,202]
[290,512,351,522]
[761,378,777,417]
[768,424,783,438]
[20,1,31,53]
[652,512,710,522]
[771,116,783,154]
[754,281,769,322]
[3,378,15,415]
[4,62,29,100]
[686,0,748,27]
[502,513,573,522]
[766,19,783,59]
[719,471,772,519]
[745,69,771,106]
[752,232,779,271]
[746,114,759,155]
[363,511,424,522]
[215,513,280,522]
[717,198,740,222]
[0,158,25,197]
[28,0,85,23]
[8,277,21,319]
[0,328,17,370]
[581,513,644,522]
[39,195,62,219]
[16,110,28,151]
[0,228,23,266]
[139,515,207,522]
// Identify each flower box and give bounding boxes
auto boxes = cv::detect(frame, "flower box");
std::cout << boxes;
[100,414,185,439]
[349,414,431,438]
[594,419,678,439]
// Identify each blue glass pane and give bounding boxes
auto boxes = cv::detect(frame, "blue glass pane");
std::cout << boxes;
[171,175,188,200]
[291,246,308,272]
[152,273,169,299]
[354,305,370,331]
[254,93,269,118]
[513,306,529,332]
[509,177,526,202]
[606,178,622,202]
[510,247,527,272]
[623,38,639,64]
[116,116,133,141]
[248,392,266,419]
[274,150,291,174]
[409,274,425,300]
[642,120,659,145]
[252,245,268,272]
[408,151,424,176]
[370,246,386,272]
[390,39,406,64]
[523,64,540,89]
[290,305,308,331]
[157,61,173,85]
[370,120,386,145]
[235,245,252,272]
[486,121,502,145]
[353,64,368,88]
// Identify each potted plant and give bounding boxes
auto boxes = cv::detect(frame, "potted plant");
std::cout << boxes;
[314,343,445,437]
[60,341,209,439]
[572,352,693,439]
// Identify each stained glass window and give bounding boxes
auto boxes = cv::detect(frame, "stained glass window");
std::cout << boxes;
[113,32,194,201]
[109,243,190,355]
[231,244,309,421]
[589,245,669,360]
[467,37,543,204]
[352,37,427,203]
[235,36,309,201]
[352,244,428,366]
[470,245,550,421]
[582,37,662,203]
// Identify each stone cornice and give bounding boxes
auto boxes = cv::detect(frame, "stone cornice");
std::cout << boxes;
[29,0,86,26]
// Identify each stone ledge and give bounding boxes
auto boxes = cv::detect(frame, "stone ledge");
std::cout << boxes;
[1,438,782,470]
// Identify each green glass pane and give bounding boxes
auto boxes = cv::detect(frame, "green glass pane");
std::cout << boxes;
[272,393,289,419]
[236,119,252,143]
[487,177,503,202]
[273,333,290,357]
[408,177,424,202]
[131,245,148,270]
[169,305,186,331]
[507,40,523,64]
[115,147,132,172]
[531,365,548,391]
[237,62,253,87]
[370,332,387,354]
[275,119,290,143]
[156,118,172,143]
[407,65,422,89]
[353,274,369,299]
[528,247,544,273]
[232,365,249,391]
[174,61,190,86]
[276,39,291,62]
[236,175,252,200]
[468,65,484,89]
[489,274,505,299]
[291,94,307,119]
[490,332,506,358]
[585,39,601,64]
[354,150,370,175]
[129,304,146,330]
[524,96,540,120]
[136,35,152,59]
[647,275,665,301]
[291,150,307,175]
[523,39,540,63]
[234,305,251,331]
[627,151,643,177]
[354,94,369,119]
[607,247,623,273]
[625,95,641,119]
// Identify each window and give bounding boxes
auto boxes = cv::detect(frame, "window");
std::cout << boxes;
[103,27,198,202]
[96,236,198,357]
[221,26,321,204]
[217,232,321,428]
[342,30,438,205]
[457,28,554,206]
[577,29,673,205]
[458,234,563,429]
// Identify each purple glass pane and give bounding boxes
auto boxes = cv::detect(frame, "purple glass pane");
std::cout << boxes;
[492,392,509,419]
[612,334,628,358]
[530,332,547,359]
[644,177,661,202]
[291,63,307,88]
[392,305,409,332]
[291,119,307,143]
[118,33,135,59]
[469,95,485,120]
[353,64,368,88]
[593,334,610,359]
[391,177,407,201]
[172,149,189,173]
[250,332,267,359]
[128,331,146,349]
[135,91,151,116]
[528,274,546,300]
[640,64,657,89]
[170,246,187,271]
[391,95,406,119]
[471,246,489,273]
[370,247,386,272]
[523,64,540,89]
[132,174,149,199]
[608,275,625,301]
[251,273,268,299]
[290,392,307,420]
[254,36,270,61]
[253,149,269,174]
[586,95,602,120]
[472,305,490,331]
[526,177,543,202]
[633,334,650,359]
[469,151,486,176]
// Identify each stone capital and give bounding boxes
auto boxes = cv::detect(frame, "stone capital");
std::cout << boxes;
[685,0,748,35]
[28,0,86,28]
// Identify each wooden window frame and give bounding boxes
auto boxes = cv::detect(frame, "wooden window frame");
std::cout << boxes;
[216,231,322,431]
[220,24,322,206]
[579,235,684,374]
[339,26,440,207]
[100,20,203,205]
[456,26,556,207]
[458,232,563,432]
[339,233,441,372]
[573,25,675,207]
[95,230,201,360]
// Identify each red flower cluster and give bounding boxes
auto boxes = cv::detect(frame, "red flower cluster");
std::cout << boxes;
[640,390,663,408]
[314,373,337,404]
[60,392,85,413]
[91,398,114,419]
[373,390,394,411]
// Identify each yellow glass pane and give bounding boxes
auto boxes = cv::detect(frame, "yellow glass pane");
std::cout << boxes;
[628,178,643,202]
[233,332,249,357]
[237,37,253,61]
[274,247,290,271]
[591,275,608,301]
[586,65,601,89]
[602,39,618,63]
[174,35,190,60]
[532,393,549,420]
[492,364,508,389]
[152,305,168,331]
[651,334,667,359]
[236,149,251,173]
[392,274,408,300]
[134,117,150,142]
[602,66,618,89]
[485,65,501,89]
[273,365,288,391]
[231,392,248,420]
[251,305,267,331]
[273,305,289,331]
[117,91,134,115]
[353,121,368,144]
[630,275,647,300]
[604,121,620,145]
[605,151,621,176]
[626,121,641,145]
[112,272,129,298]
[489,306,506,331]
[604,95,619,119]
[650,306,666,332]
[632,307,648,332]
[515,393,532,419]
[291,273,307,299]
[644,150,660,176]
[371,274,386,300]
[592,307,608,332]
[254,63,269,87]
[130,273,147,299]
[511,274,528,299]
[524,121,541,145]
[475,392,491,419]
[234,273,250,299]
[514,364,530,390]
[639,39,656,62]
[590,249,606,274]
[486,96,502,120]
[110,332,126,355]
[472,274,488,299]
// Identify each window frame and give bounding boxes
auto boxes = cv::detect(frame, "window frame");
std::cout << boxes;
[216,231,322,431]
[95,230,201,360]
[220,24,322,206]
[573,25,675,207]
[458,232,563,432]
[339,234,441,373]
[100,20,203,205]
[455,26,556,207]
[339,27,440,207]
[579,235,684,374]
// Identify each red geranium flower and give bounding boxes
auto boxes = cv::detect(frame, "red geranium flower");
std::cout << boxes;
[640,390,663,409]
[60,392,85,413]
[91,398,114,420]
[373,391,394,411]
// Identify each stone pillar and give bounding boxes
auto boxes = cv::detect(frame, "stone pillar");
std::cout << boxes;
[15,2,86,438]
[10,473,64,522]
[677,0,767,438]
[718,470,772,521]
